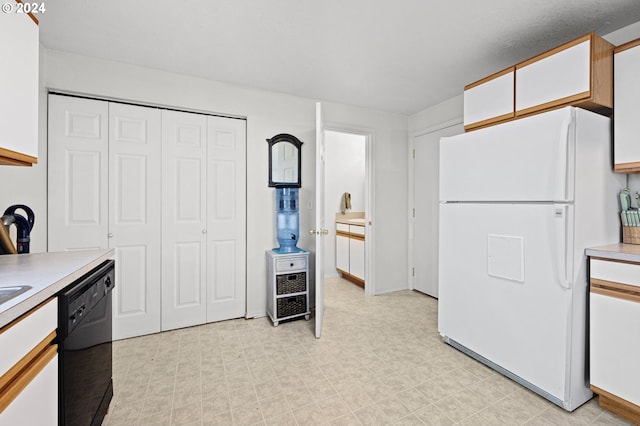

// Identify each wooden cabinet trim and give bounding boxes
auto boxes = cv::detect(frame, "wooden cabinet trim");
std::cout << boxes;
[464,66,514,91]
[0,330,56,391]
[515,91,591,117]
[0,343,56,413]
[15,0,39,25]
[591,385,640,425]
[615,161,640,173]
[615,38,640,54]
[591,278,640,304]
[336,229,364,241]
[591,33,614,108]
[0,147,37,166]
[464,112,515,131]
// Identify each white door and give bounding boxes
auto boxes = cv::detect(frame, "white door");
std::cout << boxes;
[412,123,462,297]
[48,95,109,252]
[205,116,247,322]
[109,102,162,339]
[161,110,208,331]
[315,102,326,338]
[438,202,573,401]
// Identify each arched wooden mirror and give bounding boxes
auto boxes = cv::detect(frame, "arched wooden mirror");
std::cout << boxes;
[267,133,302,188]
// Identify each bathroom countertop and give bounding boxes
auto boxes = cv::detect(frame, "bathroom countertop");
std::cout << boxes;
[335,212,366,226]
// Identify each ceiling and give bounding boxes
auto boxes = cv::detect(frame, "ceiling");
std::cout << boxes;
[38,0,640,115]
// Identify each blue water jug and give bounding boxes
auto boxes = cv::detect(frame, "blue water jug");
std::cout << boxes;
[276,188,299,252]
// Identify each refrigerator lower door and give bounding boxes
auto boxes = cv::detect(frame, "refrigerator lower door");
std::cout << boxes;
[438,202,591,410]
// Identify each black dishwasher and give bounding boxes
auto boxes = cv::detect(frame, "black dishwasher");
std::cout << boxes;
[58,259,115,426]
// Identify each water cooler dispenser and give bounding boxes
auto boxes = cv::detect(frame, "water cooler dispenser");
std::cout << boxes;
[275,188,299,252]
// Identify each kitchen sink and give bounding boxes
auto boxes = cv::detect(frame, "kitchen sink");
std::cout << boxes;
[0,286,32,305]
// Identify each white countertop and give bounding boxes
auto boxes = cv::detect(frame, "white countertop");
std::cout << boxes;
[585,243,640,263]
[0,249,114,328]
[335,212,366,226]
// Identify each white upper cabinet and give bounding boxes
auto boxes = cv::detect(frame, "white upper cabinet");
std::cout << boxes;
[464,67,514,131]
[463,32,613,132]
[0,9,39,165]
[613,39,640,173]
[515,33,613,117]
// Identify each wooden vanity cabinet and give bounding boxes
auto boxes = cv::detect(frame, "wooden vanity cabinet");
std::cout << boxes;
[0,6,39,166]
[0,298,58,425]
[515,32,613,118]
[589,258,640,425]
[613,39,640,173]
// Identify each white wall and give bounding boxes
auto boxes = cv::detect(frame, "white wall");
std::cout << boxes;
[0,48,409,320]
[324,130,366,278]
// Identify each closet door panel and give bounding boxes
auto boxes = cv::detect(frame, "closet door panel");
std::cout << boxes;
[109,102,161,339]
[48,95,108,252]
[206,116,246,323]
[162,110,208,330]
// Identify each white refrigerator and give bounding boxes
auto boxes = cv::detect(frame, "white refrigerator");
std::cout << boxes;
[438,106,625,411]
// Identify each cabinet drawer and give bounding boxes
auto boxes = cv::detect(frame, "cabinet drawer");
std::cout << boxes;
[275,257,307,272]
[336,223,349,233]
[276,272,306,295]
[0,298,57,380]
[349,225,365,237]
[591,259,640,288]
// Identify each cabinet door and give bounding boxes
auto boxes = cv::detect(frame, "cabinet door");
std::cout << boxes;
[614,41,640,172]
[349,236,365,281]
[590,291,640,406]
[206,116,247,323]
[109,103,162,339]
[516,37,591,115]
[0,11,38,165]
[161,110,208,331]
[464,68,514,130]
[48,95,109,252]
[0,348,57,426]
[336,234,349,273]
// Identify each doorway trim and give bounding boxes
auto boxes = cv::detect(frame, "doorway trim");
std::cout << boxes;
[323,122,375,296]
[408,118,462,292]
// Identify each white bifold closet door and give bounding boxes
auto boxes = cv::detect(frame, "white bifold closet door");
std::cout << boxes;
[48,95,162,339]
[49,95,246,339]
[108,103,162,339]
[160,110,247,331]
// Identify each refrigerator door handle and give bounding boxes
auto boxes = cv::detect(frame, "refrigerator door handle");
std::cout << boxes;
[553,116,572,202]
[554,205,571,290]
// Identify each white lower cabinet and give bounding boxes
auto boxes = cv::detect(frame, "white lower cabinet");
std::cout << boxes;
[0,298,58,425]
[335,223,365,285]
[48,94,247,338]
[590,258,640,424]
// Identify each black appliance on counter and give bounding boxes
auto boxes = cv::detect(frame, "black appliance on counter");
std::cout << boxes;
[58,260,115,426]
[1,204,35,253]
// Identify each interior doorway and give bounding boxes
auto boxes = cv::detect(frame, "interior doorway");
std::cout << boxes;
[323,128,372,294]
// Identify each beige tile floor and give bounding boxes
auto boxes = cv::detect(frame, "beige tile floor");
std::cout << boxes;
[103,277,633,425]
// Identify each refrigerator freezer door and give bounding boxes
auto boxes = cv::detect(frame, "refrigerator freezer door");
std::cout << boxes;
[438,202,580,404]
[440,107,576,202]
